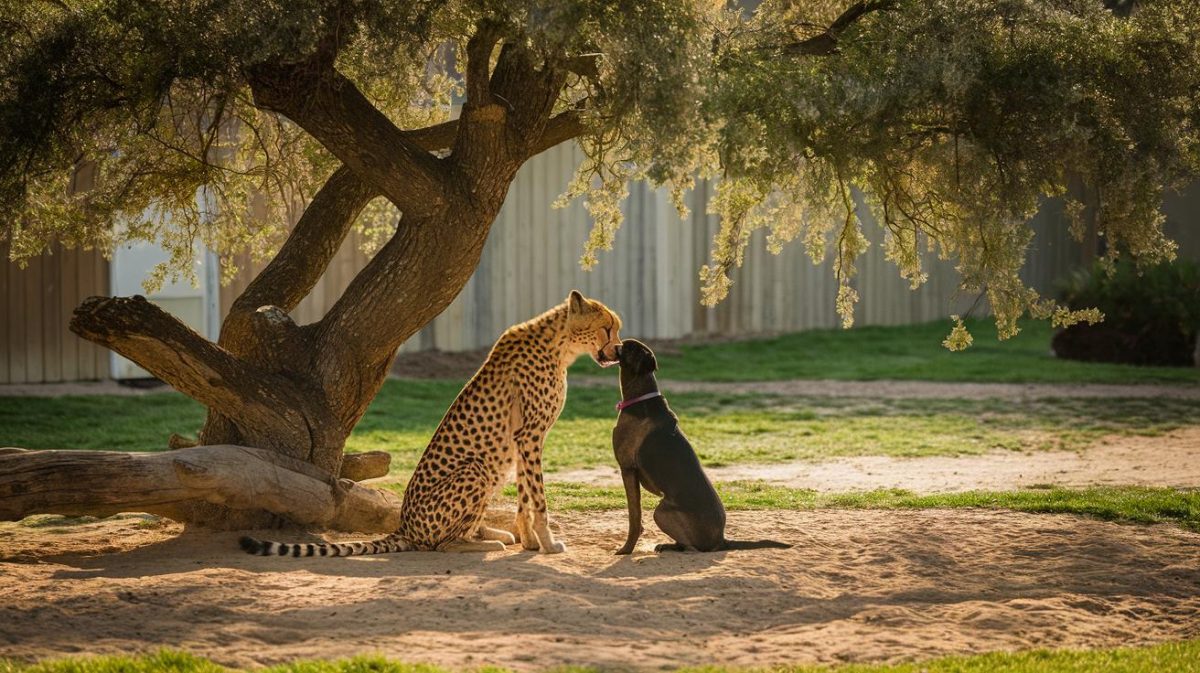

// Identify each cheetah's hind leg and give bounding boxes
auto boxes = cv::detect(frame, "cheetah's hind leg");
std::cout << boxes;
[476,526,518,545]
[441,539,508,553]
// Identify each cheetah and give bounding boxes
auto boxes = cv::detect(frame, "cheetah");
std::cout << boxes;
[240,290,622,557]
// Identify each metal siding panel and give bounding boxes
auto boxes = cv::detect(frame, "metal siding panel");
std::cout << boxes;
[0,245,9,383]
[21,254,44,382]
[41,248,62,382]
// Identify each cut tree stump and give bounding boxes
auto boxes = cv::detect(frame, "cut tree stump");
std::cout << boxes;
[339,451,392,481]
[0,445,401,533]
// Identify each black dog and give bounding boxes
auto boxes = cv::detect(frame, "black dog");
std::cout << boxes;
[612,339,791,553]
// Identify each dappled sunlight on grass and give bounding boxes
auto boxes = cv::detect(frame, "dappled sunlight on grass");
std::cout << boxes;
[347,383,1200,475]
[520,482,1200,530]
[3,378,1198,476]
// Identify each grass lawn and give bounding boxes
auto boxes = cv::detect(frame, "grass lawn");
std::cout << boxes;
[3,380,1198,474]
[483,483,1200,531]
[5,640,1200,673]
[569,318,1200,384]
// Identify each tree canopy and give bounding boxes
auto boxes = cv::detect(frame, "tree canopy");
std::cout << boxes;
[3,0,1198,343]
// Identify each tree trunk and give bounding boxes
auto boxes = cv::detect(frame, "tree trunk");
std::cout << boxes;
[0,25,588,532]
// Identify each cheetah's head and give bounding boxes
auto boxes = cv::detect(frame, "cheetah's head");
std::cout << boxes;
[565,290,622,368]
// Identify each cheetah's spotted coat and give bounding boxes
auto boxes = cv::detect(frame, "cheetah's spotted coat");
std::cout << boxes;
[241,291,622,557]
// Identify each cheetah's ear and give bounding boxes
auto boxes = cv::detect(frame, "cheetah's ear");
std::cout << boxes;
[567,289,590,315]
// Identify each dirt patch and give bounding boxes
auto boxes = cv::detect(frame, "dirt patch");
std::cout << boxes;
[2,509,1198,670]
[390,348,490,380]
[0,380,170,398]
[555,427,1200,493]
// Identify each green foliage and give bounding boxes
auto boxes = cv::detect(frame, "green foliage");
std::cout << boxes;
[7,641,1200,673]
[0,0,711,287]
[2,1,1196,338]
[1058,258,1200,358]
[692,0,1200,340]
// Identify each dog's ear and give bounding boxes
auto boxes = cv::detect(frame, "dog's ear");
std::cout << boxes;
[567,290,589,315]
[646,350,658,373]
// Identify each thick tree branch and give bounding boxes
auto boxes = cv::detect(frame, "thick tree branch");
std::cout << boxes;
[415,110,584,159]
[224,118,474,333]
[533,110,587,156]
[784,0,897,56]
[70,296,317,449]
[491,44,573,155]
[451,25,519,194]
[248,61,449,217]
[405,119,459,151]
[464,21,503,108]
[228,165,378,322]
[310,52,585,388]
[0,446,402,533]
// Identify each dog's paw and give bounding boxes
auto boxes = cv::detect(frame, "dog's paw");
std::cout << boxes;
[614,546,634,556]
[539,540,567,554]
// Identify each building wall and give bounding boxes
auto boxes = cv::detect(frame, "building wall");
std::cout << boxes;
[0,242,110,384]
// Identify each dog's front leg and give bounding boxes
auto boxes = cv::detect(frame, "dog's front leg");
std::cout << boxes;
[615,467,643,555]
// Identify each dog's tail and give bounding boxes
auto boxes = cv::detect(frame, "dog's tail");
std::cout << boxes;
[722,538,792,551]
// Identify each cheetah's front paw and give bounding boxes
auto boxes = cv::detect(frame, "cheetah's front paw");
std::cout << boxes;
[539,540,567,554]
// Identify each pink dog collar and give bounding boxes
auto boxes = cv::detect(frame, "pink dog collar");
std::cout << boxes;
[616,391,662,412]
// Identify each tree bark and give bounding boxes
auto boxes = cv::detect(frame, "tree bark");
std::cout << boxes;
[0,446,402,533]
[47,24,590,532]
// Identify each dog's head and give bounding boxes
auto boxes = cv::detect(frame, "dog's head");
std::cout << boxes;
[616,338,657,378]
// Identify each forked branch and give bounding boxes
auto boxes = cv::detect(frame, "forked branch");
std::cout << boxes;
[248,61,449,217]
[784,0,898,56]
[227,165,379,324]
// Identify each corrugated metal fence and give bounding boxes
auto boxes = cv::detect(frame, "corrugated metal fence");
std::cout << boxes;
[6,141,1199,382]
[390,142,1200,353]
[0,243,111,384]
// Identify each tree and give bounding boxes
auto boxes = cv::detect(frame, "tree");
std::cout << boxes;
[2,0,1196,529]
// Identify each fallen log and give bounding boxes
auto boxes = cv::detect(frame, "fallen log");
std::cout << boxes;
[0,445,401,533]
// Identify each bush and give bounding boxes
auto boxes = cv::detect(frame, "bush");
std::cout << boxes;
[1053,259,1200,367]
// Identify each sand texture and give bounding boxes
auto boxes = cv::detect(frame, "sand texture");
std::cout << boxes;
[2,509,1198,670]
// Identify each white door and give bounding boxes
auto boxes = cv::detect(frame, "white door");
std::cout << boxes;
[109,217,220,379]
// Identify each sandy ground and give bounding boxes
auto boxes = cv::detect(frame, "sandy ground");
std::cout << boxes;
[554,427,1200,493]
[1,509,1198,670]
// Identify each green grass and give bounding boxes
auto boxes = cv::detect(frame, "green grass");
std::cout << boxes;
[488,483,1200,530]
[3,380,1198,474]
[569,318,1200,384]
[6,641,1200,673]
